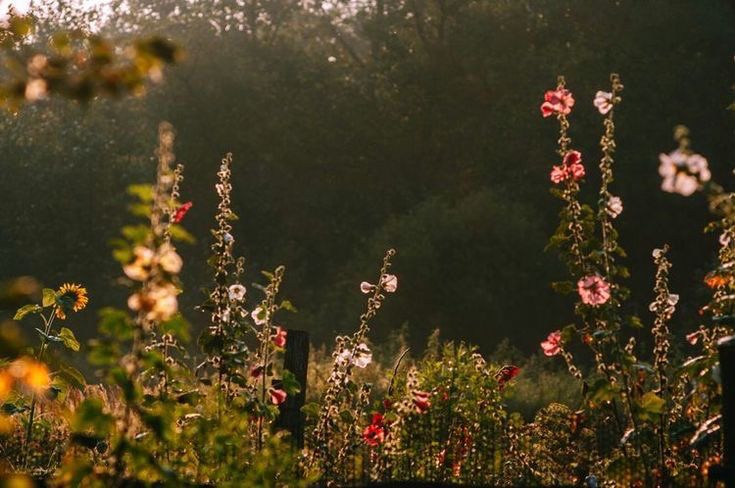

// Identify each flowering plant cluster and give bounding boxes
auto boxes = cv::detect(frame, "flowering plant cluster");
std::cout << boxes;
[538,75,727,485]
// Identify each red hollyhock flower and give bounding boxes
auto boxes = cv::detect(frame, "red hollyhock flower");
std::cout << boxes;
[172,201,193,224]
[250,364,264,378]
[540,88,575,118]
[494,365,521,390]
[272,326,287,348]
[412,390,431,414]
[363,412,386,447]
[541,331,562,356]
[269,388,287,405]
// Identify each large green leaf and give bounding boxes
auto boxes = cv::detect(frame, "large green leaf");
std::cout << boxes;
[58,327,80,351]
[42,288,57,307]
[13,304,42,320]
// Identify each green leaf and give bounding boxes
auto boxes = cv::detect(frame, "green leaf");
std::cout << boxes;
[638,391,665,421]
[301,402,320,418]
[281,370,301,395]
[13,304,42,320]
[627,315,644,329]
[58,327,80,351]
[42,288,57,307]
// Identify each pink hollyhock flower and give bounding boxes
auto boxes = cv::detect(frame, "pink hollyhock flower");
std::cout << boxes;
[494,365,521,390]
[577,274,611,306]
[251,306,267,325]
[549,150,585,184]
[360,281,374,294]
[606,196,623,219]
[541,331,562,357]
[541,88,575,117]
[658,150,711,196]
[269,388,287,405]
[172,201,193,224]
[381,274,398,293]
[272,326,287,348]
[550,165,567,183]
[593,91,614,115]
[412,390,431,414]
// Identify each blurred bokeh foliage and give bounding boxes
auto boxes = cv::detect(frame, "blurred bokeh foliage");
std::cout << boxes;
[0,0,734,358]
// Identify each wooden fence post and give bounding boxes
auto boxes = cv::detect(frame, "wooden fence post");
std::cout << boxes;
[275,329,309,448]
[714,335,735,486]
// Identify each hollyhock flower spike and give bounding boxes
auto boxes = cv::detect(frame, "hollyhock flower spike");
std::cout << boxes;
[171,201,193,223]
[541,331,562,357]
[541,88,575,118]
[577,274,611,306]
[593,91,614,115]
[272,326,287,348]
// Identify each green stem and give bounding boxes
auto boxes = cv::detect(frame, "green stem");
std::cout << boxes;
[22,310,56,469]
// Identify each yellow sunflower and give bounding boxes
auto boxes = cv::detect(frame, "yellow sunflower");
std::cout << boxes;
[54,283,89,320]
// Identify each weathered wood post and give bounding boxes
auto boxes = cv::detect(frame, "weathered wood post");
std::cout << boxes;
[276,328,309,448]
[715,335,735,486]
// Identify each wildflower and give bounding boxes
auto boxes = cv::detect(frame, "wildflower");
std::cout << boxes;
[128,283,178,322]
[251,306,267,325]
[272,326,287,348]
[171,201,193,223]
[363,413,386,447]
[649,293,679,315]
[54,283,89,320]
[158,244,183,274]
[360,281,374,294]
[550,150,585,184]
[337,343,372,368]
[541,88,575,117]
[124,246,155,281]
[269,388,287,405]
[658,150,711,196]
[606,196,623,219]
[686,331,701,345]
[541,331,562,357]
[228,283,247,301]
[577,274,611,306]
[494,365,521,390]
[593,91,614,115]
[381,274,398,293]
[412,390,431,413]
[223,232,234,244]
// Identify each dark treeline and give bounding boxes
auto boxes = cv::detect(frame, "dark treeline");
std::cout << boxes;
[1,0,734,358]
